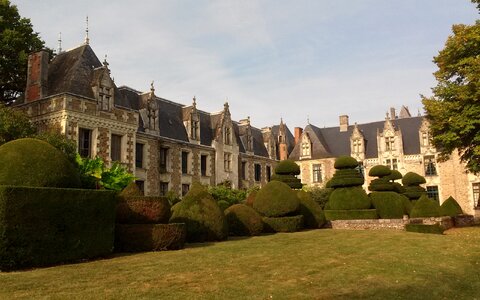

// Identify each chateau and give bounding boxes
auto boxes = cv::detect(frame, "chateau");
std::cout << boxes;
[17,42,480,216]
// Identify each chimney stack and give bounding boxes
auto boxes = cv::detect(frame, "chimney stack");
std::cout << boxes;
[294,127,303,145]
[25,50,49,102]
[339,115,349,132]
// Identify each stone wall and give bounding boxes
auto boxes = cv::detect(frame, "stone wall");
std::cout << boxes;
[329,216,458,231]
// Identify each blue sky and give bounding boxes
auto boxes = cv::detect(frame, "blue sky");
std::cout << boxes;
[13,0,479,129]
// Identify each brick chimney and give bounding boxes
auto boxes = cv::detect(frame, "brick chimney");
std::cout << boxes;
[339,115,349,132]
[294,127,303,145]
[25,50,49,102]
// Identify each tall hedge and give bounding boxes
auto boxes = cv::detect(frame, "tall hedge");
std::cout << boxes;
[369,192,405,219]
[0,186,116,271]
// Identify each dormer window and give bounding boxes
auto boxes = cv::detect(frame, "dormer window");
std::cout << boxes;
[300,134,311,158]
[421,131,429,147]
[353,138,362,154]
[191,120,199,140]
[99,86,111,111]
[224,127,232,145]
[385,136,395,151]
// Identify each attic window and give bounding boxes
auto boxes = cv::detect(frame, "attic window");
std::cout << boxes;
[353,138,362,154]
[224,127,232,145]
[385,136,395,151]
[421,131,430,147]
[191,120,199,140]
[99,86,111,111]
[300,134,311,158]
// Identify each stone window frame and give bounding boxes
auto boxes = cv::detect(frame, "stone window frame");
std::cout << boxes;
[135,142,145,169]
[181,150,190,175]
[241,161,247,180]
[386,158,398,170]
[426,186,439,202]
[160,181,169,196]
[421,131,430,147]
[78,127,93,158]
[385,136,395,151]
[182,183,190,196]
[110,133,124,163]
[254,163,262,182]
[424,155,437,176]
[224,126,232,145]
[473,182,480,209]
[200,153,210,177]
[300,134,312,159]
[224,152,232,172]
[266,165,271,182]
[352,138,363,154]
[159,147,169,173]
[312,164,322,183]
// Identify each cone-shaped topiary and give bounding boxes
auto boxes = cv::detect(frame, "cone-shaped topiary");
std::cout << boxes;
[253,181,300,217]
[169,182,228,242]
[410,195,441,218]
[334,156,359,169]
[224,204,263,236]
[0,138,81,188]
[296,190,326,228]
[440,196,463,217]
[274,160,300,175]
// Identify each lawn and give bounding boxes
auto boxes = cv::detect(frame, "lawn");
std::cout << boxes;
[1,227,480,299]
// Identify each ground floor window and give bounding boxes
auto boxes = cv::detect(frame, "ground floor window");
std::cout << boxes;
[78,128,92,158]
[135,180,144,194]
[241,161,247,180]
[160,182,169,196]
[182,184,190,196]
[473,182,480,208]
[254,164,261,182]
[312,164,322,183]
[201,155,208,176]
[266,165,271,182]
[426,186,439,202]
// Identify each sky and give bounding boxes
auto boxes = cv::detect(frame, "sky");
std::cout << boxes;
[13,0,479,130]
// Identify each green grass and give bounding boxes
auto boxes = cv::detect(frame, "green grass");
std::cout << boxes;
[1,227,480,299]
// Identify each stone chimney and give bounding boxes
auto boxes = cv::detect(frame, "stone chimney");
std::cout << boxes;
[25,50,49,102]
[339,115,349,132]
[294,127,303,145]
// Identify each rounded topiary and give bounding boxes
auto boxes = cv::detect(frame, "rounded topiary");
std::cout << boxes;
[296,190,326,228]
[274,160,300,175]
[334,156,359,169]
[369,192,406,219]
[402,172,426,186]
[368,165,391,177]
[253,181,300,217]
[440,196,463,217]
[224,204,263,236]
[169,182,228,242]
[403,186,426,200]
[369,178,395,192]
[410,195,441,218]
[217,200,230,212]
[328,187,371,210]
[329,169,365,188]
[262,215,304,233]
[385,170,403,181]
[0,138,81,188]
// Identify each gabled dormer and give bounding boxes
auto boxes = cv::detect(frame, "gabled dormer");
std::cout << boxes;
[262,127,277,160]
[183,96,200,144]
[300,132,312,160]
[139,82,159,134]
[239,116,253,153]
[215,102,235,146]
[350,123,365,161]
[378,113,403,155]
[419,118,435,154]
[92,57,114,112]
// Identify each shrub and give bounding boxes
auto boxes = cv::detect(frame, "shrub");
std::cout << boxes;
[253,181,299,217]
[274,160,300,175]
[410,195,441,218]
[401,195,413,215]
[114,223,186,252]
[169,182,228,242]
[0,138,81,188]
[165,190,181,206]
[405,224,444,234]
[35,131,77,164]
[324,209,378,220]
[440,196,463,217]
[270,174,303,189]
[245,190,257,207]
[116,196,171,224]
[403,186,427,200]
[402,172,426,186]
[224,204,263,236]
[334,156,359,169]
[303,186,332,209]
[328,187,371,210]
[208,185,247,206]
[0,186,116,271]
[262,215,304,232]
[369,192,405,219]
[368,178,395,192]
[217,200,231,212]
[119,182,143,197]
[329,169,365,188]
[386,170,403,181]
[297,191,326,228]
[368,165,391,177]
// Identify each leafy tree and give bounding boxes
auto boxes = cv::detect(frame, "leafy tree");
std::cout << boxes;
[0,103,35,144]
[1,0,45,104]
[422,13,480,174]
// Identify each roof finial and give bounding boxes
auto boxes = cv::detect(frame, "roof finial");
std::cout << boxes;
[103,54,109,68]
[85,16,90,45]
[57,32,62,53]
[307,115,310,124]
[193,96,196,107]
[150,81,155,93]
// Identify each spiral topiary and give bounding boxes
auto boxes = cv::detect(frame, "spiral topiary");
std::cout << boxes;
[169,182,228,242]
[0,138,81,188]
[440,196,463,217]
[296,190,326,228]
[402,172,427,200]
[224,204,263,236]
[272,160,302,189]
[410,195,441,218]
[253,181,299,217]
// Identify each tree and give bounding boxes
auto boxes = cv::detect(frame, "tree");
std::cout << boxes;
[0,0,45,104]
[422,15,480,174]
[0,103,35,145]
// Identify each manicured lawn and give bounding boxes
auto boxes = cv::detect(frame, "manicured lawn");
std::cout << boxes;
[1,227,480,299]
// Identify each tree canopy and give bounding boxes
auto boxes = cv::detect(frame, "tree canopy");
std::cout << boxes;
[422,11,480,174]
[0,0,45,104]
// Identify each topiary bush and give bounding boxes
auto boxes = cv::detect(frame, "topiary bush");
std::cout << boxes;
[245,189,257,207]
[116,196,171,224]
[169,182,228,243]
[410,195,441,218]
[440,196,463,217]
[328,187,371,210]
[402,172,427,186]
[334,156,359,169]
[402,172,427,201]
[368,165,395,192]
[329,169,365,187]
[368,165,391,177]
[272,160,302,189]
[296,190,326,228]
[303,185,332,209]
[224,204,263,236]
[115,223,186,252]
[217,200,230,212]
[369,192,405,219]
[253,181,300,217]
[405,224,444,234]
[0,138,81,188]
[262,215,304,233]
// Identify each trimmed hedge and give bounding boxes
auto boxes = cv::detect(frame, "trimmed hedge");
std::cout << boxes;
[386,170,403,181]
[274,160,300,175]
[0,186,116,271]
[0,138,81,188]
[369,192,405,219]
[115,223,186,252]
[324,209,378,220]
[262,215,304,232]
[402,172,426,186]
[403,186,426,200]
[410,195,441,218]
[297,190,326,228]
[328,187,371,210]
[329,170,365,188]
[334,156,359,169]
[405,224,444,235]
[253,181,299,217]
[169,182,228,243]
[440,196,463,217]
[368,178,395,192]
[401,195,413,215]
[119,182,143,197]
[368,165,391,177]
[224,204,263,236]
[116,196,171,224]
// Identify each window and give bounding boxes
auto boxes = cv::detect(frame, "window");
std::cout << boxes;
[386,159,398,170]
[224,153,232,172]
[353,139,362,154]
[159,147,168,173]
[111,134,122,162]
[99,86,111,111]
[192,120,199,140]
[241,161,247,180]
[135,143,144,168]
[182,184,190,196]
[160,182,169,196]
[78,128,92,158]
[201,155,208,176]
[254,163,261,182]
[313,164,322,183]
[427,186,439,202]
[135,180,144,194]
[473,183,480,208]
[224,127,231,145]
[301,141,311,157]
[356,162,365,178]
[181,151,189,174]
[385,136,395,151]
[424,155,437,176]
[266,166,271,182]
[421,131,430,147]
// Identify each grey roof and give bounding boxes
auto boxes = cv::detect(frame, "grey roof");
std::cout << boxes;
[271,123,295,154]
